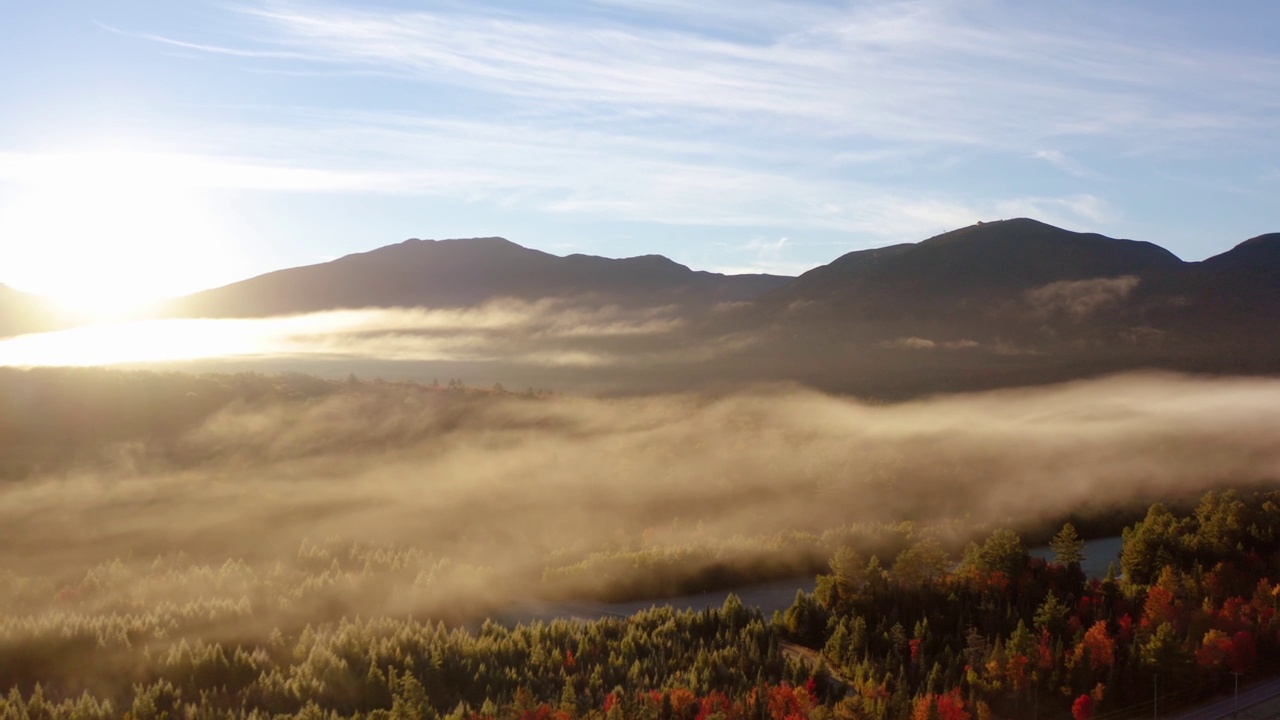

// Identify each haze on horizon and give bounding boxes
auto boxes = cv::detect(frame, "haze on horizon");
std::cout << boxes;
[2,1,1279,316]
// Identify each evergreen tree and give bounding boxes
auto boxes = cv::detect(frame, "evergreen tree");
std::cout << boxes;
[1050,523,1085,568]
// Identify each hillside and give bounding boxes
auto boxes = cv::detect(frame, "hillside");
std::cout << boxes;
[747,218,1280,344]
[758,218,1181,331]
[165,237,792,318]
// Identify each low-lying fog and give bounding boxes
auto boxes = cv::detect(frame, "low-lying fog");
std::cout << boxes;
[0,303,700,369]
[1,369,1277,633]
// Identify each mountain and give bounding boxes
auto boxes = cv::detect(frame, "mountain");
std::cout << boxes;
[0,284,66,338]
[167,237,792,318]
[7,221,1278,397]
[1201,232,1280,272]
[1137,232,1280,349]
[705,217,1280,395]
[760,218,1180,323]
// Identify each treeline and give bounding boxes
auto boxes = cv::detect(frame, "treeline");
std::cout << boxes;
[541,523,923,604]
[0,596,814,720]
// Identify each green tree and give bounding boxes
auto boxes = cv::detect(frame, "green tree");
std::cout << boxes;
[893,537,950,586]
[965,528,1029,578]
[1034,591,1068,636]
[1050,523,1085,568]
[1121,503,1184,586]
[829,547,867,596]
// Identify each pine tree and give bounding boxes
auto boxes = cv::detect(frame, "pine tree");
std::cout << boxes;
[1051,523,1086,568]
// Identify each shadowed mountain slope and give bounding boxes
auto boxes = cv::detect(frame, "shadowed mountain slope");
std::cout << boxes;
[714,218,1280,395]
[167,237,792,318]
[1135,232,1280,347]
[762,218,1182,313]
[1202,232,1280,272]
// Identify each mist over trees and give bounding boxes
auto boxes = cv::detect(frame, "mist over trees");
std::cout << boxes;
[1,488,1278,718]
[1,367,1279,718]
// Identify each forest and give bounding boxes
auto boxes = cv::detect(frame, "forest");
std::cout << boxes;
[2,489,1279,718]
[1,368,1279,718]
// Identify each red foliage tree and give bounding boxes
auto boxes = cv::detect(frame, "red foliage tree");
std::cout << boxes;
[668,688,697,716]
[1219,597,1253,633]
[1037,628,1055,670]
[765,683,806,720]
[1072,694,1094,720]
[1006,653,1029,692]
[518,705,552,720]
[1080,620,1115,671]
[935,689,970,720]
[1228,631,1257,673]
[1142,586,1177,630]
[911,694,934,720]
[1117,613,1134,642]
[1196,629,1232,670]
[695,691,733,720]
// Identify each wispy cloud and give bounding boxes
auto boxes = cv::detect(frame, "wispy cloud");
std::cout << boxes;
[0,129,1105,241]
[1031,149,1099,180]
[47,0,1278,260]
[212,1,1280,147]
[995,194,1114,227]
[94,21,314,60]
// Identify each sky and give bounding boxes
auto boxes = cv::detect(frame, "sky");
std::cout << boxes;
[1,0,1278,312]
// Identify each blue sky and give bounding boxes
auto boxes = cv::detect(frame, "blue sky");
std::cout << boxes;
[1,0,1277,308]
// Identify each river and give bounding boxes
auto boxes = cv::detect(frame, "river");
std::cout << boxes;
[1028,535,1124,579]
[500,536,1124,626]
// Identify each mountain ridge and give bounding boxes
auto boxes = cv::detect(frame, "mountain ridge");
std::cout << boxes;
[3,219,1279,396]
[165,236,792,319]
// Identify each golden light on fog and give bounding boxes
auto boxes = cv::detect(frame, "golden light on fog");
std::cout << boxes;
[0,303,689,369]
[0,149,242,318]
[0,319,277,366]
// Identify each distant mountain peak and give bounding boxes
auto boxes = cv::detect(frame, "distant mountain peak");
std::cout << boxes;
[618,254,692,272]
[164,235,791,318]
[384,236,524,252]
[1236,232,1280,249]
[1202,231,1280,270]
[757,218,1188,332]
[402,236,511,244]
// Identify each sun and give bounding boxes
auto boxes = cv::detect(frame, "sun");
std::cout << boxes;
[0,149,242,320]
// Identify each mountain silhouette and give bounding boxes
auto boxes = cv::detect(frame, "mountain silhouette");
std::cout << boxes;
[3,221,1279,396]
[0,284,66,338]
[1133,232,1280,351]
[720,218,1280,395]
[760,218,1180,324]
[1202,232,1280,272]
[166,237,791,318]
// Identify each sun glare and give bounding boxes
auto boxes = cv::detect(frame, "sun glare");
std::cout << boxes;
[0,318,273,367]
[0,149,240,319]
